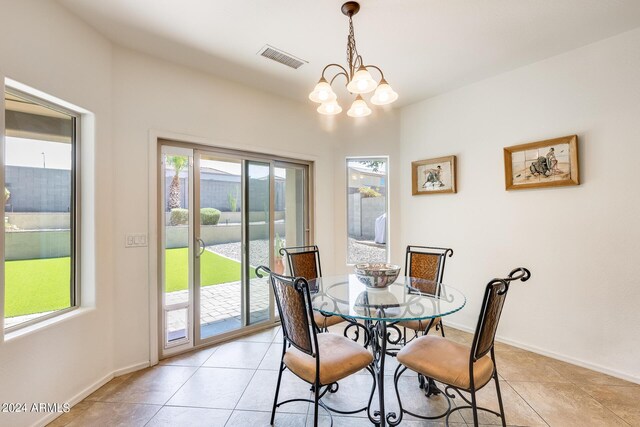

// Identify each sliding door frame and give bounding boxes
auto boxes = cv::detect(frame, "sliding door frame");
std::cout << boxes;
[159,145,195,356]
[155,137,314,359]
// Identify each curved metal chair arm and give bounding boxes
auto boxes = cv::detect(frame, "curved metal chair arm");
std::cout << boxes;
[255,265,271,278]
[506,267,531,283]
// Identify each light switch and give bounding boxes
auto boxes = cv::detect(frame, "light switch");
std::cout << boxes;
[126,233,148,248]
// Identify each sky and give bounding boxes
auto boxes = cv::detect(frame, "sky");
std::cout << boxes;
[5,137,71,170]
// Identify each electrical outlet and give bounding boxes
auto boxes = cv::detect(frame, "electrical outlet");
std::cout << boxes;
[125,233,148,248]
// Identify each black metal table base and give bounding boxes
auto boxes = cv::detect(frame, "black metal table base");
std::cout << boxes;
[362,319,403,426]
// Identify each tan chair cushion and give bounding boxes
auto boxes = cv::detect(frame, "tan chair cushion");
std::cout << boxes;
[314,312,345,329]
[397,335,494,390]
[284,333,373,385]
[397,317,440,332]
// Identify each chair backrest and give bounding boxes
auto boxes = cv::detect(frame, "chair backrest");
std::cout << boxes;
[471,268,531,360]
[280,245,322,280]
[404,246,453,292]
[256,265,317,356]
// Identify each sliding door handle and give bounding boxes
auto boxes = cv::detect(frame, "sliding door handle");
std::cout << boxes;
[196,238,206,257]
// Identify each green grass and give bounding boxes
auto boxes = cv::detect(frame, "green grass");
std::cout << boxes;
[165,248,256,292]
[5,248,255,318]
[5,257,71,318]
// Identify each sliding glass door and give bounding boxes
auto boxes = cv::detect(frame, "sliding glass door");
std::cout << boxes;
[195,154,244,341]
[159,143,311,357]
[161,146,193,351]
[245,161,272,325]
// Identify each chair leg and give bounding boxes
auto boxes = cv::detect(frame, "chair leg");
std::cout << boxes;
[439,321,446,337]
[493,373,507,427]
[470,388,479,427]
[313,380,320,427]
[270,362,285,425]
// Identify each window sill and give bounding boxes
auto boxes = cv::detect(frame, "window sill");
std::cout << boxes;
[3,306,93,342]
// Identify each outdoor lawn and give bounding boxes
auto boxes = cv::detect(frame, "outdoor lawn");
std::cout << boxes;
[5,248,254,318]
[5,257,71,318]
[164,247,256,292]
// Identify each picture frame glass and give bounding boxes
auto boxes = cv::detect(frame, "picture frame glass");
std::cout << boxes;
[416,160,453,193]
[511,142,571,186]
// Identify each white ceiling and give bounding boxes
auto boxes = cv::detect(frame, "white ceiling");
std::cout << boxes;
[59,0,640,107]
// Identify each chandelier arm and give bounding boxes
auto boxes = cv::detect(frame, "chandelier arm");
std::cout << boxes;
[362,64,385,81]
[354,55,364,70]
[329,72,350,87]
[321,63,349,80]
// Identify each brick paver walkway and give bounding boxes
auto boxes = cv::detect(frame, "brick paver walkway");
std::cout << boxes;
[166,278,270,333]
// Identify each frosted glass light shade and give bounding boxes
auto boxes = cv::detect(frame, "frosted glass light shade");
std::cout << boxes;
[346,66,377,94]
[317,100,342,115]
[370,81,398,105]
[347,95,371,118]
[309,79,337,103]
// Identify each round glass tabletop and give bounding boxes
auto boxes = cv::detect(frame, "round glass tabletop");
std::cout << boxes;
[310,275,466,322]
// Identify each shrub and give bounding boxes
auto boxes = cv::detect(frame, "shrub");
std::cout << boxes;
[358,186,382,198]
[170,208,189,226]
[201,208,221,225]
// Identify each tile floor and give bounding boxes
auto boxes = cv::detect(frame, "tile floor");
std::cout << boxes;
[48,325,639,426]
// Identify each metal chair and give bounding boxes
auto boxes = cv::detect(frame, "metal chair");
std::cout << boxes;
[256,266,375,427]
[397,246,454,339]
[279,245,344,331]
[393,267,531,426]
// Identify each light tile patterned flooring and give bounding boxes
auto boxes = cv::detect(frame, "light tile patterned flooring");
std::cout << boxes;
[49,325,640,426]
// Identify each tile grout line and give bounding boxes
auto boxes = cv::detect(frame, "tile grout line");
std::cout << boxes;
[141,363,207,427]
[224,326,295,426]
[142,341,235,426]
[506,377,632,427]
[502,379,551,427]
[576,383,633,427]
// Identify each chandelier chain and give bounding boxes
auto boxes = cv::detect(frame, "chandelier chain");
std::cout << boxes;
[347,15,360,77]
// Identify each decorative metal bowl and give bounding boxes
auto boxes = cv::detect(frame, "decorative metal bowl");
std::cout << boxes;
[354,263,401,288]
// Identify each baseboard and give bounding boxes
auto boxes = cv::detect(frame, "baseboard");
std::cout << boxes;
[33,360,151,427]
[445,321,640,385]
[113,360,151,377]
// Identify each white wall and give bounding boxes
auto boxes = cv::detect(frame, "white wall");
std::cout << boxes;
[111,47,339,369]
[0,1,115,426]
[400,28,640,382]
[333,112,402,273]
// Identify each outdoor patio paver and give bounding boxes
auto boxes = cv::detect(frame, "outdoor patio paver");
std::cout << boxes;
[166,279,270,333]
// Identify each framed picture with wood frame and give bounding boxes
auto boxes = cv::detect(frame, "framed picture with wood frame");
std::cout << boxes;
[412,155,457,195]
[504,135,579,190]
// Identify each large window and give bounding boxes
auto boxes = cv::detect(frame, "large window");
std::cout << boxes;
[346,157,388,264]
[3,85,79,330]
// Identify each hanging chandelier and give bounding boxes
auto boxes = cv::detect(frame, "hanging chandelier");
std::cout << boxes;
[309,1,398,118]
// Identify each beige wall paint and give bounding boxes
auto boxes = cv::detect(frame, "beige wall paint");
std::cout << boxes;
[400,28,640,382]
[111,47,340,368]
[333,112,402,274]
[0,1,114,426]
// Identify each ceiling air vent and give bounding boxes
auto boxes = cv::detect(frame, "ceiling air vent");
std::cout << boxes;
[258,45,307,69]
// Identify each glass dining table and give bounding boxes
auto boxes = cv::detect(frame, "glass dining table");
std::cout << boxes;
[309,274,466,427]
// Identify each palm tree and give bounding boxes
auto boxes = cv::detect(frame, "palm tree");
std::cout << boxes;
[166,156,187,209]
